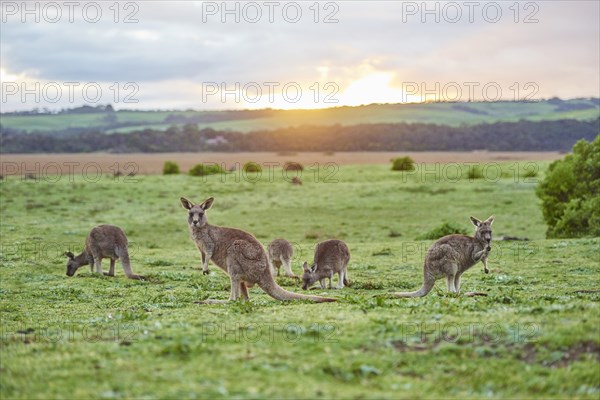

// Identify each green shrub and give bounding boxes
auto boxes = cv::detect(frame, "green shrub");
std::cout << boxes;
[391,156,415,171]
[188,163,224,177]
[521,168,538,178]
[162,161,180,175]
[243,162,262,173]
[416,221,468,240]
[536,136,600,238]
[467,166,484,179]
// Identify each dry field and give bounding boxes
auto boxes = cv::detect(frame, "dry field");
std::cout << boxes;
[0,151,563,176]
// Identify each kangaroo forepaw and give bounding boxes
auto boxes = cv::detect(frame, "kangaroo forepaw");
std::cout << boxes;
[202,269,210,275]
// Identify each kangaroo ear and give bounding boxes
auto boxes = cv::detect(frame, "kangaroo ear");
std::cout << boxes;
[310,263,318,273]
[200,197,214,210]
[64,251,74,259]
[470,216,481,227]
[180,197,194,210]
[485,215,495,225]
[303,261,309,272]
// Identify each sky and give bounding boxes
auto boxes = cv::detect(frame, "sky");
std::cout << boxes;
[1,0,599,111]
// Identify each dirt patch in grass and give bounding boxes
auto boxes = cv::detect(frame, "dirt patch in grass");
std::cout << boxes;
[521,341,600,368]
[392,340,433,352]
[392,337,600,369]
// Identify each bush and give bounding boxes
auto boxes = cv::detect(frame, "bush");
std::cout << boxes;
[521,168,538,178]
[391,156,415,171]
[536,136,600,238]
[243,162,262,173]
[283,161,304,171]
[188,163,225,177]
[416,221,468,240]
[467,166,484,179]
[162,161,180,175]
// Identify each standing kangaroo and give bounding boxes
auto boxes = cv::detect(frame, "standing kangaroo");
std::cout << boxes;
[267,239,296,277]
[301,239,350,290]
[393,216,494,298]
[180,197,335,303]
[64,224,143,280]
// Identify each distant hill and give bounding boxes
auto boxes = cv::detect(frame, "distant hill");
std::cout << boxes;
[1,98,598,136]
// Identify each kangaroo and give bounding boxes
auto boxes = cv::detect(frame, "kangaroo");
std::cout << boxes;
[393,216,494,298]
[64,224,143,280]
[301,239,350,290]
[267,239,296,277]
[180,196,336,303]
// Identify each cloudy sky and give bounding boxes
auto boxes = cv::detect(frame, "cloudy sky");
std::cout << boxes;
[1,1,598,111]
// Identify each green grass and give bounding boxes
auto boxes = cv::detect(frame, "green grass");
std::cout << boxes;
[3,99,599,134]
[1,162,599,399]
[0,113,110,133]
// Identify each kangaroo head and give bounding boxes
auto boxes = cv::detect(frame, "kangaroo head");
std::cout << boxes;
[180,197,214,228]
[64,251,83,277]
[470,216,495,246]
[301,261,319,290]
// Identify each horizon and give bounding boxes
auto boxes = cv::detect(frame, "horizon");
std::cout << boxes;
[3,96,599,115]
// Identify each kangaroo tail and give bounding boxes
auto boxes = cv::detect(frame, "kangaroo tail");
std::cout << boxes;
[340,242,351,286]
[119,248,143,280]
[392,273,435,298]
[259,277,336,303]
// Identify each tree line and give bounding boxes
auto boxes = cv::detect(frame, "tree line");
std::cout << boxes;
[1,118,598,153]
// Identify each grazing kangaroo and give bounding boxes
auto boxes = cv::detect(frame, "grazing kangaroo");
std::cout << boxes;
[302,239,350,290]
[267,239,296,277]
[393,216,494,298]
[64,225,143,280]
[180,197,335,303]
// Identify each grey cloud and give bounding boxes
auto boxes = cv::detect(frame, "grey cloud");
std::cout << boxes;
[1,0,598,109]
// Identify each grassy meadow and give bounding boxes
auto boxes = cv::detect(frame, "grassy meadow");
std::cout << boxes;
[0,161,599,399]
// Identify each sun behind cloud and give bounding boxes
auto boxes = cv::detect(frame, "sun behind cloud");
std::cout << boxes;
[339,71,405,106]
[238,67,409,110]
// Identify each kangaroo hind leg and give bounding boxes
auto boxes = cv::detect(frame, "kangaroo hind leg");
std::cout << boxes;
[446,273,457,293]
[104,259,116,277]
[454,273,462,293]
[282,256,296,278]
